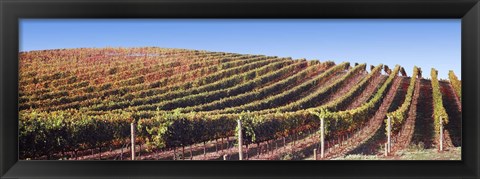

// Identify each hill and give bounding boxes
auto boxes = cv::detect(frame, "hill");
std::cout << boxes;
[18,47,462,160]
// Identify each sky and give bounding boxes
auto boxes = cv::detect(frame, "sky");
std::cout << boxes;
[20,19,461,79]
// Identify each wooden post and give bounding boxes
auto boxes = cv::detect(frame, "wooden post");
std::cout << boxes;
[130,123,135,160]
[120,146,123,160]
[190,145,193,160]
[384,143,388,156]
[221,137,224,152]
[203,141,206,158]
[257,143,260,159]
[139,145,142,158]
[271,140,274,155]
[345,133,349,145]
[313,149,317,160]
[246,144,249,160]
[320,118,325,159]
[275,141,278,152]
[266,141,269,153]
[173,148,176,160]
[226,137,229,151]
[387,117,391,154]
[237,120,243,160]
[182,146,185,160]
[439,117,443,151]
[259,144,262,155]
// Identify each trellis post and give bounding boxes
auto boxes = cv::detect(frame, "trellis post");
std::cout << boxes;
[131,123,135,160]
[237,120,243,160]
[384,143,388,156]
[387,116,391,154]
[320,118,325,159]
[439,116,443,151]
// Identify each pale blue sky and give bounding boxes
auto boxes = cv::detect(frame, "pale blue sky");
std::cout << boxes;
[20,19,461,79]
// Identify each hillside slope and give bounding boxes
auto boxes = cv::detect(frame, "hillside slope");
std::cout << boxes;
[18,47,461,160]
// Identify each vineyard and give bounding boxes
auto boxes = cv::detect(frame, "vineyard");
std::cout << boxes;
[19,47,462,160]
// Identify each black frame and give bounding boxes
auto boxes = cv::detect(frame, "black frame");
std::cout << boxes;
[1,0,479,178]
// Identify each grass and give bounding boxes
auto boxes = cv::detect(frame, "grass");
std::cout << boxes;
[393,146,461,160]
[317,143,461,160]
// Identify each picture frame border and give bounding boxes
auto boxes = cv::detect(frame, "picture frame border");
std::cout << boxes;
[1,0,479,178]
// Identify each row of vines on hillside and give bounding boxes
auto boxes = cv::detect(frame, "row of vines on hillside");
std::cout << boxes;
[430,68,449,134]
[448,70,461,100]
[385,66,420,134]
